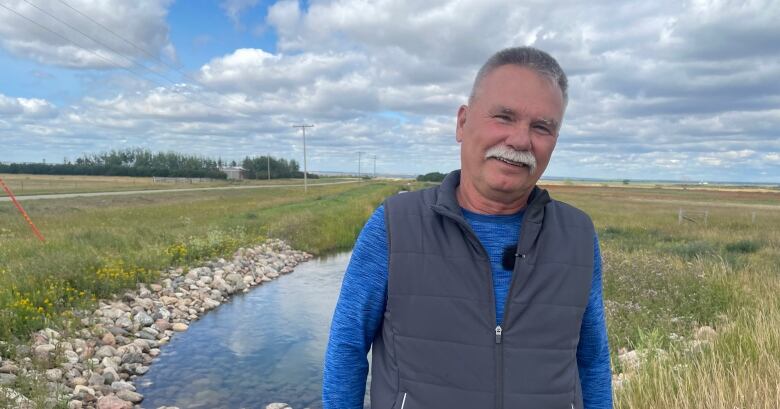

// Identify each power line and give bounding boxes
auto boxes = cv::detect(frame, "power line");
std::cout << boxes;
[20,0,178,86]
[0,1,246,118]
[0,2,147,81]
[51,0,258,115]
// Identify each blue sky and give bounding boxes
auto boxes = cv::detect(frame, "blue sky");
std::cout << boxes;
[1,0,779,183]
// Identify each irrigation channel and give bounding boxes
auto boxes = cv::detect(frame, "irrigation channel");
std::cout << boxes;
[135,251,371,409]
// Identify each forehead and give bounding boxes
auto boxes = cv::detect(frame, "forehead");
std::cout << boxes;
[474,65,565,119]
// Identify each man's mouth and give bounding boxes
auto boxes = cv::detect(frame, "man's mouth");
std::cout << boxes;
[492,157,529,168]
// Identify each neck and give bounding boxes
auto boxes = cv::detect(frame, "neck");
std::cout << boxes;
[456,178,532,215]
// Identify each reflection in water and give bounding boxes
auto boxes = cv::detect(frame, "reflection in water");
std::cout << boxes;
[137,251,370,409]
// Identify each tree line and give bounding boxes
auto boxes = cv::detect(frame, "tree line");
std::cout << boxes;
[241,156,318,179]
[0,149,314,179]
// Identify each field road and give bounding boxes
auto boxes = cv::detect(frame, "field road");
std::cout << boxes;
[628,197,780,211]
[0,180,362,202]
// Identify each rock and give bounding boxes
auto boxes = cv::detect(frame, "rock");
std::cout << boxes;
[68,400,84,409]
[152,319,170,332]
[96,345,117,359]
[138,286,152,298]
[618,350,641,372]
[695,326,717,341]
[138,328,158,340]
[225,273,243,285]
[34,343,56,358]
[74,385,96,399]
[71,377,88,387]
[102,332,116,346]
[121,352,144,365]
[110,381,135,392]
[135,365,149,375]
[132,339,153,352]
[97,394,133,409]
[102,367,120,384]
[172,323,188,332]
[115,316,133,329]
[134,312,154,327]
[0,387,34,408]
[116,389,143,403]
[101,357,120,371]
[45,368,63,381]
[64,350,80,364]
[43,328,61,340]
[0,373,17,385]
[107,326,130,337]
[0,362,19,374]
[265,403,292,409]
[203,299,221,310]
[89,372,106,386]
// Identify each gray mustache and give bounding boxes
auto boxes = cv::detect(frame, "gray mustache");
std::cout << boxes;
[484,146,537,173]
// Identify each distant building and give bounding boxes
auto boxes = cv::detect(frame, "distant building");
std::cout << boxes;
[219,166,245,180]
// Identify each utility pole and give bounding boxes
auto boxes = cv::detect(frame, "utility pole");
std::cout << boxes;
[358,151,364,179]
[267,154,270,180]
[292,124,314,192]
[373,155,377,178]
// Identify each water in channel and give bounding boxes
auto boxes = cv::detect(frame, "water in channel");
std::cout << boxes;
[136,251,370,409]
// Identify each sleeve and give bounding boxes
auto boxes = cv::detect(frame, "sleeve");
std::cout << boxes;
[576,234,613,409]
[322,205,389,409]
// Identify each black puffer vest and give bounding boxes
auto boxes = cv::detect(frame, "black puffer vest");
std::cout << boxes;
[370,170,595,409]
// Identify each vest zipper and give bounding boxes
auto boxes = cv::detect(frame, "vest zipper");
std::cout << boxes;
[496,325,503,409]
[400,392,407,409]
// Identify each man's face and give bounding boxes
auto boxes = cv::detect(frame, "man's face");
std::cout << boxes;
[456,65,564,204]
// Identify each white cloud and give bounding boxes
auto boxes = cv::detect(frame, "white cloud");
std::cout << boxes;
[0,93,57,118]
[220,0,260,27]
[2,0,780,182]
[0,0,175,69]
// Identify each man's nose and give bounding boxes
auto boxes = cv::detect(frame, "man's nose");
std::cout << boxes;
[505,123,532,151]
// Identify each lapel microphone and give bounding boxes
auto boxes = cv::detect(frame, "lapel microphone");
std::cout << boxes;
[501,243,519,271]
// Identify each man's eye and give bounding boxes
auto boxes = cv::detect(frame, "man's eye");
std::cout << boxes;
[493,115,511,121]
[533,125,552,134]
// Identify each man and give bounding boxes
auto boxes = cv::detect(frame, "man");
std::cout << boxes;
[323,47,612,409]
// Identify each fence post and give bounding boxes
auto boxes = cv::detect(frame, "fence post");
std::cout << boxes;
[678,208,683,225]
[704,210,709,226]
[751,211,756,224]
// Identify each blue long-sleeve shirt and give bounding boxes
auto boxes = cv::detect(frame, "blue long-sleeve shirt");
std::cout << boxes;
[323,205,612,408]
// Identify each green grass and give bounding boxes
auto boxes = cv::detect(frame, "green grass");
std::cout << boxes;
[0,181,403,342]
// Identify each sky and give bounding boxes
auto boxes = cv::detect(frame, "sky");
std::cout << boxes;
[0,0,778,183]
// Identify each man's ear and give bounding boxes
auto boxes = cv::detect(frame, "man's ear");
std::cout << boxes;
[456,105,468,143]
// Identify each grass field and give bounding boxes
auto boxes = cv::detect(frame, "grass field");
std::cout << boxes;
[0,173,358,196]
[0,180,405,342]
[544,183,780,409]
[1,178,778,408]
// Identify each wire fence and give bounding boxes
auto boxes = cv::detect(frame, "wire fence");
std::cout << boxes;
[678,208,762,226]
[151,177,217,184]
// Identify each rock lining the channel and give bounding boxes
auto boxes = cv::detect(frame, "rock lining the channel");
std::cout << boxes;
[0,239,313,409]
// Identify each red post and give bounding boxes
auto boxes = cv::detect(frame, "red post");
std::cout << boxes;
[0,177,46,242]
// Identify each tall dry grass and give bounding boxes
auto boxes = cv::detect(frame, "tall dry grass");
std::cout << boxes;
[549,184,780,408]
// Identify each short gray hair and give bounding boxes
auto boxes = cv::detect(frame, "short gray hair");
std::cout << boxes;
[469,46,568,106]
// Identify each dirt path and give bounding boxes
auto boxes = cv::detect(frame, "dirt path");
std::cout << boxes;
[0,180,361,202]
